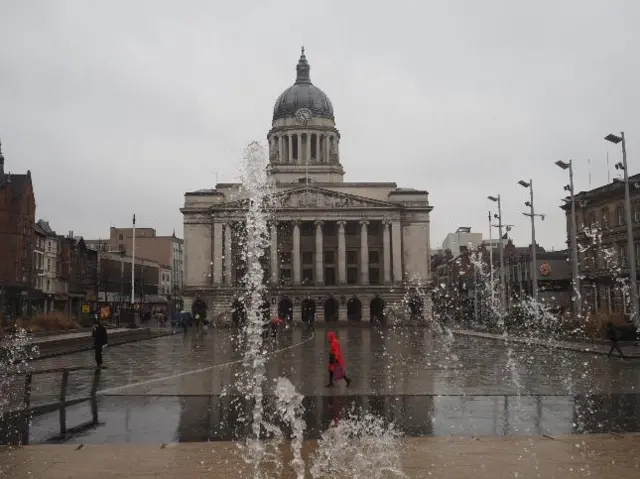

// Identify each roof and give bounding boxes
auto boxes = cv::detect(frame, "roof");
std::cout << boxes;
[273,48,334,122]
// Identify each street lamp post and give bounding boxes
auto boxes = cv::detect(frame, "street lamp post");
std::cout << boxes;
[488,195,506,312]
[605,132,638,326]
[556,160,582,319]
[518,180,544,304]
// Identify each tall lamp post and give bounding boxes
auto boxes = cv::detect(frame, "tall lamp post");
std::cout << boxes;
[556,160,581,319]
[488,195,506,311]
[518,180,544,304]
[605,132,638,326]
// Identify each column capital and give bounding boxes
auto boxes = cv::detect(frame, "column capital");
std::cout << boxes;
[337,220,347,227]
[292,220,301,226]
[382,219,392,226]
[314,220,324,226]
[359,220,369,226]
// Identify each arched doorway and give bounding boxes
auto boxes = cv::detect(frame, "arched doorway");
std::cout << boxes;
[278,297,294,322]
[408,294,424,321]
[231,298,246,327]
[324,296,339,322]
[370,295,385,324]
[346,295,362,321]
[301,297,316,323]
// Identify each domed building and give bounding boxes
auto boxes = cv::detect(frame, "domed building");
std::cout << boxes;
[181,49,433,323]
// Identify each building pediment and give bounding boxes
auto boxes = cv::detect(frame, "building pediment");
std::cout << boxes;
[219,187,398,210]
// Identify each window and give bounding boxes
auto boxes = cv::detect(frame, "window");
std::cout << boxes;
[119,234,123,240]
[279,251,291,265]
[602,208,610,228]
[619,244,627,266]
[280,268,292,284]
[302,268,314,283]
[347,267,358,285]
[345,222,357,236]
[301,223,314,236]
[369,251,380,265]
[617,205,625,226]
[347,251,358,265]
[368,222,380,236]
[324,222,336,236]
[302,251,313,264]
[369,267,380,285]
[324,251,335,264]
[325,267,336,285]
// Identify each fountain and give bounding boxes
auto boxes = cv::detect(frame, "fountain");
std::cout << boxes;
[232,141,407,477]
[0,326,38,444]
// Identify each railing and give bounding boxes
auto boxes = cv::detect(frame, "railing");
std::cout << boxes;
[4,366,102,443]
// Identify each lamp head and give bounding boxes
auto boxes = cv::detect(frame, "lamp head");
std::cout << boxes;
[555,160,570,170]
[518,180,530,188]
[605,133,622,144]
[488,195,498,202]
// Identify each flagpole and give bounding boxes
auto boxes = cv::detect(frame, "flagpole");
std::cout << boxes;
[131,214,136,306]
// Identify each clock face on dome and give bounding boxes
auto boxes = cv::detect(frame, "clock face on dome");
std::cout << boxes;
[295,108,312,125]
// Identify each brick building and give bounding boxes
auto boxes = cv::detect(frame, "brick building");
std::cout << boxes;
[562,173,640,315]
[0,140,37,319]
[86,227,183,298]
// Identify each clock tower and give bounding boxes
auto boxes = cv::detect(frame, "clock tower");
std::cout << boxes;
[267,48,345,184]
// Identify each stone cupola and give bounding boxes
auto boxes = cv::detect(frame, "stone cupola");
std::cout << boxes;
[267,48,344,184]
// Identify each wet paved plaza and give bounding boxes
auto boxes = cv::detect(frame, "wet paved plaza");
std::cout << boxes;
[3,325,640,445]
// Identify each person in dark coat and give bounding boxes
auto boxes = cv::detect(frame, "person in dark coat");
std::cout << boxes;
[92,318,108,368]
[191,296,207,321]
[606,322,625,358]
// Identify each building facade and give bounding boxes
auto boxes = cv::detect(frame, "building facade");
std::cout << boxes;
[442,227,483,257]
[33,220,63,312]
[181,49,433,322]
[86,227,183,297]
[563,174,640,315]
[0,140,37,319]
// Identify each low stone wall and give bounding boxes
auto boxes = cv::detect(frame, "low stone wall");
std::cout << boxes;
[32,328,170,359]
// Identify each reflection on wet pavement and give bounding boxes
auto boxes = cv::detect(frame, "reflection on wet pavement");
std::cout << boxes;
[3,326,640,445]
[16,393,640,444]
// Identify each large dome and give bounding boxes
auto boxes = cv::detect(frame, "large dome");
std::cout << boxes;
[273,48,334,122]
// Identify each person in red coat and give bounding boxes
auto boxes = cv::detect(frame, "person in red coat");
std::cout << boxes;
[326,330,351,387]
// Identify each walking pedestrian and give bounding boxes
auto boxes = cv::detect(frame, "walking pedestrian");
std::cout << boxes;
[326,330,351,388]
[606,322,625,358]
[92,317,108,368]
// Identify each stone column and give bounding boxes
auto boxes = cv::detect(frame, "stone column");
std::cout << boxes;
[224,222,232,286]
[296,133,301,163]
[360,220,369,285]
[338,220,346,284]
[391,220,402,283]
[288,135,293,164]
[383,220,391,284]
[307,132,312,164]
[270,223,278,285]
[292,221,301,284]
[279,136,284,163]
[212,221,223,285]
[326,136,331,163]
[315,220,324,284]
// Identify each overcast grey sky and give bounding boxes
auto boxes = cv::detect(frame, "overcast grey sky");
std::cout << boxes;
[1,0,639,250]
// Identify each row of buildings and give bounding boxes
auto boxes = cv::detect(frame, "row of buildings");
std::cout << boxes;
[0,140,184,320]
[432,171,640,320]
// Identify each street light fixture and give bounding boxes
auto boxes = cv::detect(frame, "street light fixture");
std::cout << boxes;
[605,131,638,326]
[518,179,542,304]
[555,159,582,320]
[487,195,506,312]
